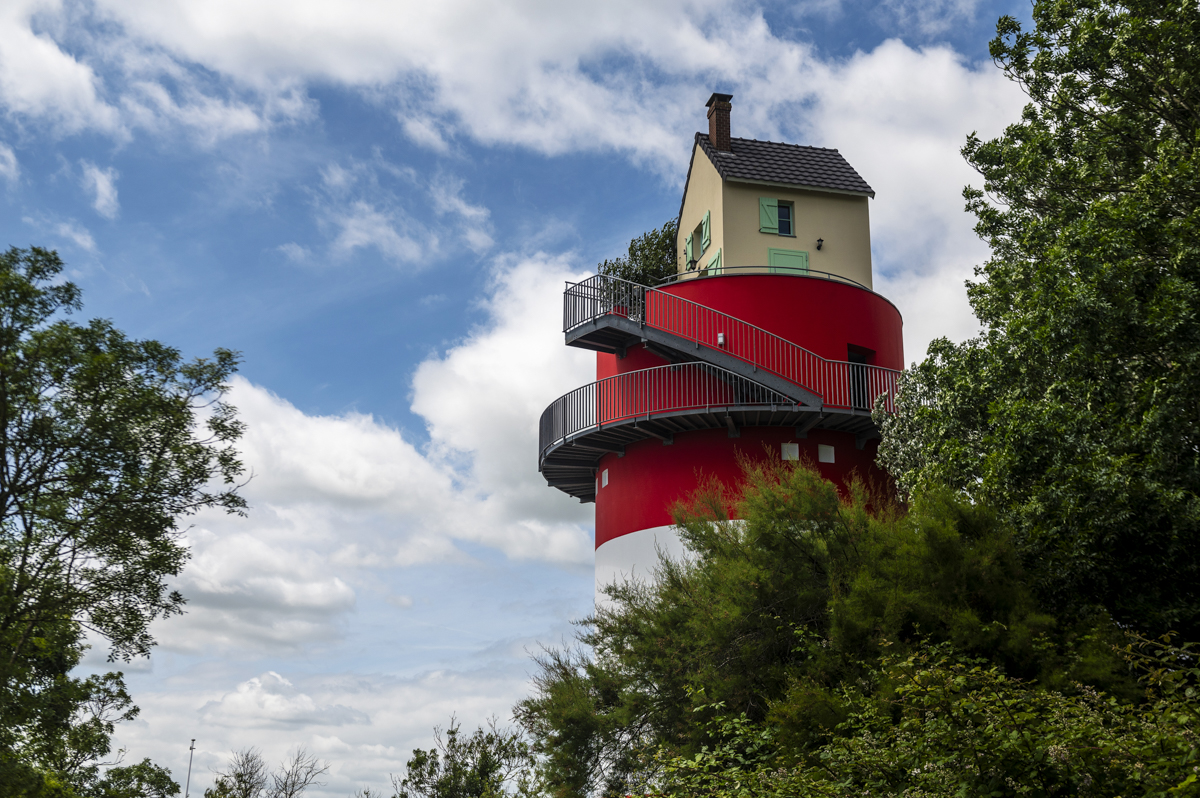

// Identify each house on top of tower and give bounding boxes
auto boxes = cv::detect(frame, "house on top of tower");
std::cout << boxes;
[538,91,904,603]
[677,93,876,288]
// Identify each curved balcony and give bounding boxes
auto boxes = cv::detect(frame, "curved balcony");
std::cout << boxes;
[538,362,884,503]
[655,264,875,291]
[562,274,901,412]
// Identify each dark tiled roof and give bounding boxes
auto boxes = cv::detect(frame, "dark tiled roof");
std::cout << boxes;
[695,133,874,197]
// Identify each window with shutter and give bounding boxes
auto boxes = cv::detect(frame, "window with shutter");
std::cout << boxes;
[759,197,778,233]
[777,202,793,236]
[685,233,694,268]
[701,210,711,251]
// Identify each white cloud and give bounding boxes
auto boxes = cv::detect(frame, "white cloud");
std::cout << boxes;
[883,0,985,35]
[149,253,592,655]
[114,664,541,798]
[277,242,310,262]
[803,40,1026,359]
[430,176,493,253]
[80,160,119,218]
[0,0,1019,227]
[120,79,267,144]
[0,0,121,134]
[310,160,503,264]
[21,216,98,251]
[200,672,369,728]
[92,251,598,796]
[158,525,357,654]
[0,0,917,172]
[55,221,96,251]
[412,253,596,533]
[0,143,17,184]
[401,114,452,154]
[327,200,428,264]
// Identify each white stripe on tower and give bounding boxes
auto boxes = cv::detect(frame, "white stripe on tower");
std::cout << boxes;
[594,525,690,609]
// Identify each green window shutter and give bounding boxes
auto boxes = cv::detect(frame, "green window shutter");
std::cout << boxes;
[685,233,694,267]
[701,210,711,252]
[768,248,808,274]
[708,247,722,275]
[759,198,778,234]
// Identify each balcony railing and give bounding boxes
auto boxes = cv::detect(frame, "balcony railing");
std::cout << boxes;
[539,363,795,462]
[655,264,872,291]
[563,274,900,413]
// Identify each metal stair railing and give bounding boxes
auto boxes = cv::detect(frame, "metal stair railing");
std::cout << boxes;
[563,274,900,413]
[539,363,795,463]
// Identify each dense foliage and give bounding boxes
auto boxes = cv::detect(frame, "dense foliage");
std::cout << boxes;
[515,459,1138,797]
[658,635,1199,797]
[595,220,679,285]
[876,0,1200,637]
[0,247,246,796]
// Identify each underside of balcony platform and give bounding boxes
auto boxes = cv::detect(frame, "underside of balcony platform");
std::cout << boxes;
[539,403,877,503]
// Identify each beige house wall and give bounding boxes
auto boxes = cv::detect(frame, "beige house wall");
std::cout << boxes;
[720,180,873,288]
[676,150,725,274]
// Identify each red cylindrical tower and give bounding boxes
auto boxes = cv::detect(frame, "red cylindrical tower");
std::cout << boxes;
[538,95,903,601]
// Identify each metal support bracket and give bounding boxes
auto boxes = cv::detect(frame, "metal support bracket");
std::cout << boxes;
[635,423,673,445]
[725,416,740,438]
[795,413,823,438]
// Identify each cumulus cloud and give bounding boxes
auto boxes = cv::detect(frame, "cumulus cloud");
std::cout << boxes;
[0,0,996,175]
[802,40,1025,359]
[200,672,369,728]
[158,525,357,654]
[114,664,541,797]
[0,0,121,134]
[0,1,1021,362]
[80,160,119,218]
[412,253,595,529]
[151,252,592,655]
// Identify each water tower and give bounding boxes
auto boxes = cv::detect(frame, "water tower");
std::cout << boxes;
[538,94,904,599]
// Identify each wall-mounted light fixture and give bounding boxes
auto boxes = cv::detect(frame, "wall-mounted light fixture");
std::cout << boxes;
[717,332,726,347]
[687,259,698,270]
[816,238,824,251]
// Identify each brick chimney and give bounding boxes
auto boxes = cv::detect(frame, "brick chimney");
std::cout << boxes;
[706,92,733,152]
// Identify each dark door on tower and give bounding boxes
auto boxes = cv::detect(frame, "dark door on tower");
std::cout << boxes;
[848,350,869,410]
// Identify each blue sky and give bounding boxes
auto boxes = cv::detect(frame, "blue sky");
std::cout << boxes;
[1,0,1030,794]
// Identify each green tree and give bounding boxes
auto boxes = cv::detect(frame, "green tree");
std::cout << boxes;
[658,634,1200,797]
[393,719,537,798]
[596,220,679,285]
[876,0,1200,637]
[516,459,1128,797]
[0,246,246,794]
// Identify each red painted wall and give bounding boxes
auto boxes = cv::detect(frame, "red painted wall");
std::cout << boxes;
[597,274,904,379]
[591,273,902,549]
[594,426,886,548]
